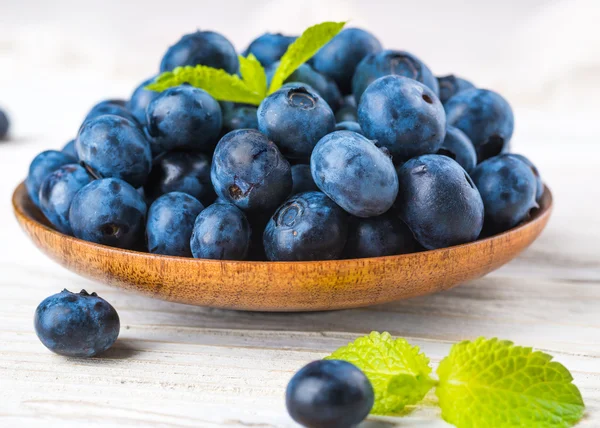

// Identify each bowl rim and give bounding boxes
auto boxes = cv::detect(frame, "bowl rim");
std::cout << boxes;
[13,181,553,267]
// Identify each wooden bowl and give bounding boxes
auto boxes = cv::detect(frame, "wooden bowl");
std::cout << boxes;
[12,182,553,312]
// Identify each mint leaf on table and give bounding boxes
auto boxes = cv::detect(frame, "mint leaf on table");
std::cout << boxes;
[325,331,434,415]
[268,21,346,94]
[436,337,585,428]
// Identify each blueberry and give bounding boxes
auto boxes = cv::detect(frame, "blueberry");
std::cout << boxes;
[76,114,152,188]
[190,202,251,260]
[128,76,160,125]
[345,212,419,258]
[359,75,446,160]
[222,105,258,133]
[505,153,544,201]
[286,360,374,428]
[39,164,93,235]
[445,88,514,162]
[146,85,222,155]
[263,191,348,261]
[352,50,439,102]
[286,64,343,111]
[471,155,538,233]
[334,121,363,134]
[396,155,484,249]
[312,28,382,94]
[145,151,216,206]
[311,131,398,217]
[437,74,475,104]
[436,126,477,173]
[340,94,357,109]
[26,150,76,207]
[69,178,147,250]
[0,107,9,139]
[243,33,296,67]
[160,31,239,74]
[258,86,335,161]
[291,164,318,195]
[146,192,204,256]
[211,129,292,212]
[334,105,358,123]
[61,139,78,159]
[34,289,119,357]
[84,99,138,125]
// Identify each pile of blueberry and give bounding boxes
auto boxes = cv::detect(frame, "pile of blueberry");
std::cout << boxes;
[25,27,544,261]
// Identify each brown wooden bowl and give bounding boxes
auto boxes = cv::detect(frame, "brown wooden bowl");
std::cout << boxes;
[12,182,553,312]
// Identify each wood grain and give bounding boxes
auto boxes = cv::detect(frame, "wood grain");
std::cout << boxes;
[12,182,552,312]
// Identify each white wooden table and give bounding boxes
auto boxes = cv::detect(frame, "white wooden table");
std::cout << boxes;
[0,77,598,427]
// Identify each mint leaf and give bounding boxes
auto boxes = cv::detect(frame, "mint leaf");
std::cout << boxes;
[325,332,434,415]
[239,54,267,99]
[146,64,264,106]
[437,337,585,428]
[268,21,346,94]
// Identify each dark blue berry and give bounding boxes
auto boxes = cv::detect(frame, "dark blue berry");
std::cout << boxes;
[243,33,296,67]
[437,74,475,104]
[505,153,544,201]
[291,164,318,195]
[83,99,138,125]
[334,121,363,134]
[128,76,160,125]
[334,105,358,123]
[26,150,76,207]
[436,126,477,173]
[222,105,258,133]
[286,63,343,111]
[61,139,78,159]
[0,107,10,139]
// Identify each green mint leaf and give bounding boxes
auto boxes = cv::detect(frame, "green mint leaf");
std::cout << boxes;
[268,21,346,94]
[238,54,267,99]
[146,65,264,106]
[436,337,585,428]
[325,332,434,415]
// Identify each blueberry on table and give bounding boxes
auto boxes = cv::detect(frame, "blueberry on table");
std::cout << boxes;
[286,64,343,111]
[146,85,222,155]
[128,76,160,125]
[291,164,318,195]
[39,164,93,235]
[471,154,539,233]
[258,85,335,161]
[436,126,477,173]
[160,30,239,74]
[83,99,138,125]
[145,151,216,206]
[146,192,204,257]
[211,129,292,212]
[69,178,147,250]
[190,202,251,260]
[311,131,398,218]
[359,75,446,160]
[334,121,363,134]
[444,88,514,162]
[286,360,374,428]
[243,33,296,67]
[34,289,120,358]
[312,28,383,94]
[76,114,152,188]
[0,107,10,139]
[222,105,258,133]
[61,139,78,160]
[396,155,484,250]
[344,212,419,258]
[352,50,439,102]
[506,153,544,201]
[437,74,475,104]
[26,150,76,207]
[263,191,348,261]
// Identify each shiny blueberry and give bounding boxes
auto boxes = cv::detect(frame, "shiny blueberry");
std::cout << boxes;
[311,131,398,217]
[160,31,239,74]
[286,360,374,428]
[146,85,222,155]
[437,74,475,104]
[211,129,292,212]
[39,164,93,235]
[0,107,9,139]
[359,75,446,160]
[128,76,160,125]
[345,212,419,258]
[145,151,216,206]
[83,99,138,125]
[436,126,477,172]
[76,114,152,188]
[258,86,335,161]
[334,121,363,134]
[34,289,120,357]
[471,154,538,233]
[243,33,296,67]
[445,88,514,162]
[396,155,484,249]
[190,202,251,260]
[69,178,147,250]
[146,192,204,257]
[312,28,383,94]
[61,139,78,159]
[352,50,439,102]
[286,64,343,111]
[263,191,348,261]
[26,150,76,207]
[291,164,318,195]
[505,153,544,201]
[222,105,258,133]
